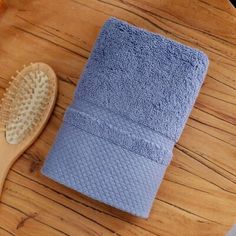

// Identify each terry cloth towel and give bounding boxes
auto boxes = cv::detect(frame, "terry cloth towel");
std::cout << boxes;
[41,17,209,218]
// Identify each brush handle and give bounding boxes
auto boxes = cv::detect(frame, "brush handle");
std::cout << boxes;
[0,132,22,197]
[0,134,35,198]
[0,152,12,197]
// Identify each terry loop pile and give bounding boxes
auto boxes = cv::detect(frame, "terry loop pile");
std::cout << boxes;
[42,17,209,218]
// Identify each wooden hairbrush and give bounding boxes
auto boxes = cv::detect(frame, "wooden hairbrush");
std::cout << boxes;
[0,62,57,197]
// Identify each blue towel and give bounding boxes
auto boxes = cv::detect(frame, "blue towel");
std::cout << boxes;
[42,17,209,218]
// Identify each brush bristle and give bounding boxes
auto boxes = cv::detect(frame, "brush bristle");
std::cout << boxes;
[0,63,55,144]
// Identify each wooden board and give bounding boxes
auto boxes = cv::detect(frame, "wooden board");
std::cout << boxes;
[0,0,235,235]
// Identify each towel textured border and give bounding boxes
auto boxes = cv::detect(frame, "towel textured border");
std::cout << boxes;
[42,17,209,218]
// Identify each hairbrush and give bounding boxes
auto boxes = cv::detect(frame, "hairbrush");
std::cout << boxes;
[0,62,57,197]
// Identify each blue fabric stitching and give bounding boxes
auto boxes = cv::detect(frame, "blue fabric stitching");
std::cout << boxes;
[64,108,172,165]
[63,121,170,167]
[73,98,176,142]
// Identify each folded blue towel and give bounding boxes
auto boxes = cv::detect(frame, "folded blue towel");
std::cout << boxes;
[42,17,209,218]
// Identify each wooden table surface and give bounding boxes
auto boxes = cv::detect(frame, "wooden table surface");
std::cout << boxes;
[0,0,236,235]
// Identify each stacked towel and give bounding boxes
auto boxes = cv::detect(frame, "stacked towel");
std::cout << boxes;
[42,17,209,218]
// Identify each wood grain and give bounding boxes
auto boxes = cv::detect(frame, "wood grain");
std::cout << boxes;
[0,0,7,14]
[0,0,235,235]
